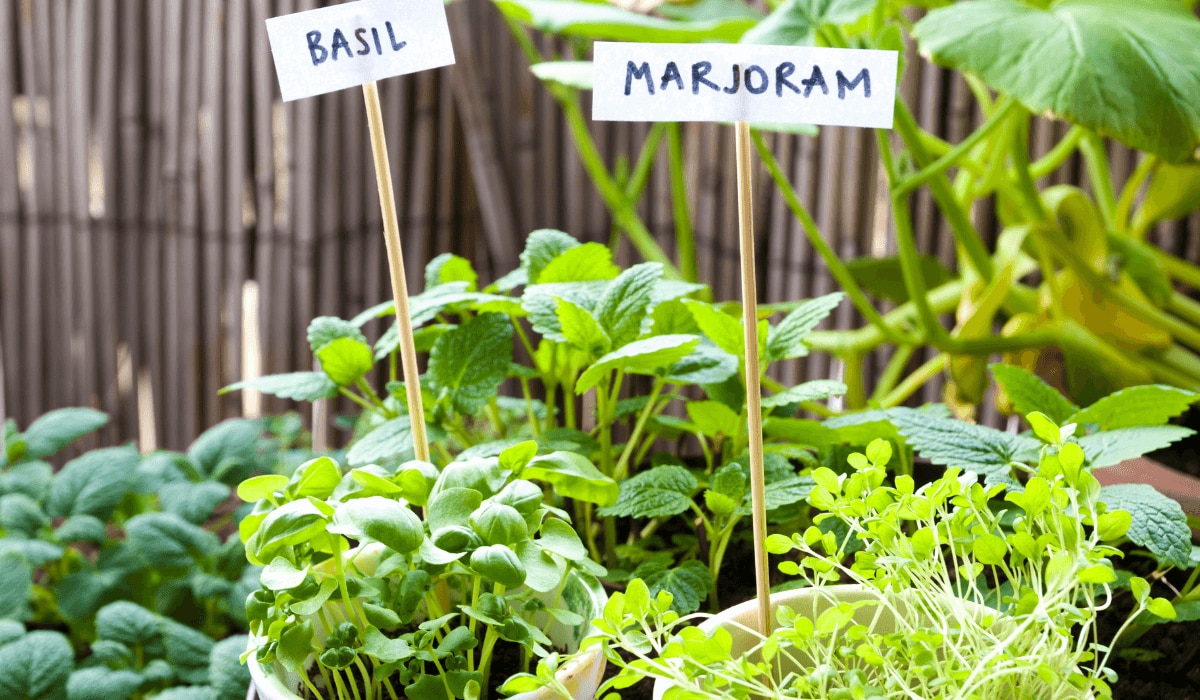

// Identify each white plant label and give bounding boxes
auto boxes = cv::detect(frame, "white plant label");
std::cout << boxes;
[592,42,897,128]
[266,0,455,102]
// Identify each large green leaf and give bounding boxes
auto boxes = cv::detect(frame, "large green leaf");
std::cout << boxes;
[496,0,756,43]
[741,0,876,46]
[914,0,1200,162]
[0,551,32,621]
[188,419,261,484]
[427,313,513,416]
[45,447,138,520]
[1076,425,1194,468]
[1070,385,1200,430]
[0,630,72,700]
[19,408,108,461]
[521,452,618,506]
[990,364,1079,425]
[220,372,337,402]
[1100,484,1191,568]
[884,408,1038,485]
[595,263,663,348]
[576,334,700,393]
[631,560,713,615]
[598,465,697,519]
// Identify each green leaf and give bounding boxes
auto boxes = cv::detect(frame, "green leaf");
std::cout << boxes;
[632,560,713,615]
[126,512,220,569]
[742,0,874,46]
[598,465,697,519]
[470,502,529,546]
[496,0,756,43]
[330,497,424,554]
[556,299,610,357]
[19,408,108,461]
[840,255,954,305]
[537,518,589,561]
[522,281,607,341]
[0,461,53,502]
[664,343,738,386]
[0,630,72,700]
[363,626,413,663]
[158,481,230,525]
[261,557,307,591]
[470,544,526,588]
[972,534,1008,566]
[308,316,367,353]
[1077,426,1195,468]
[576,335,700,393]
[914,0,1200,162]
[766,293,844,362]
[347,417,413,467]
[317,337,375,387]
[521,229,580,284]
[1100,484,1192,568]
[990,364,1079,424]
[1071,385,1200,430]
[686,401,741,439]
[521,452,619,507]
[426,253,478,290]
[761,380,847,409]
[236,474,288,503]
[595,263,662,348]
[684,301,744,358]
[538,242,619,283]
[762,476,817,512]
[188,418,260,485]
[67,668,142,700]
[220,372,337,402]
[54,515,107,544]
[0,494,48,535]
[45,446,138,520]
[1133,162,1200,231]
[209,636,253,700]
[884,408,1038,485]
[428,313,513,416]
[0,551,32,621]
[532,60,593,91]
[162,618,215,684]
[514,541,565,593]
[291,456,343,499]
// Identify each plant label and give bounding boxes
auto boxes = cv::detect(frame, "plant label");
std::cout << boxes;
[266,0,455,102]
[592,42,897,128]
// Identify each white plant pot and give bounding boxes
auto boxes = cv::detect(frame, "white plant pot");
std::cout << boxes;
[248,566,607,700]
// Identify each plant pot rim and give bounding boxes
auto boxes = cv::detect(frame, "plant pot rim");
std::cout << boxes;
[248,569,608,700]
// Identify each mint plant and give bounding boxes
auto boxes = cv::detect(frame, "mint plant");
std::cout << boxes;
[239,440,614,699]
[587,433,1178,699]
[0,408,293,700]
[227,230,871,615]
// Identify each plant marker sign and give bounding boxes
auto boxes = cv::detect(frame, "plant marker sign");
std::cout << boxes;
[593,41,897,636]
[266,0,457,461]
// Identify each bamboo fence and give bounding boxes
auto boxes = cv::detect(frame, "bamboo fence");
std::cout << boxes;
[1,0,1197,449]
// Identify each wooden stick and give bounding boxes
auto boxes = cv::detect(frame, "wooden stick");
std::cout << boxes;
[735,120,771,637]
[241,280,262,419]
[362,80,431,463]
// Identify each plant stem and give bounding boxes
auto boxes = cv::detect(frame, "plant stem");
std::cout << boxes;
[613,379,665,481]
[805,279,965,355]
[890,195,951,344]
[1079,131,1118,229]
[1114,154,1158,232]
[843,352,866,410]
[892,98,1017,198]
[668,123,699,284]
[879,354,947,408]
[751,130,913,346]
[1030,126,1084,179]
[869,345,916,404]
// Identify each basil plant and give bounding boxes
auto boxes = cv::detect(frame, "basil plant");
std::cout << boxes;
[238,439,614,700]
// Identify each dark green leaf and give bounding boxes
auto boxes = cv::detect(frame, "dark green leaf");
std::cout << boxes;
[0,630,72,700]
[347,417,412,467]
[766,293,844,362]
[162,619,215,684]
[885,408,1037,485]
[66,668,142,700]
[990,364,1079,425]
[220,372,337,402]
[19,408,108,461]
[1100,484,1192,568]
[428,313,513,416]
[1078,426,1195,468]
[742,0,875,46]
[841,256,954,305]
[632,560,713,615]
[158,481,231,524]
[0,551,32,621]
[598,465,696,519]
[45,446,138,520]
[188,419,260,485]
[126,513,220,569]
[0,494,48,536]
[1071,385,1200,430]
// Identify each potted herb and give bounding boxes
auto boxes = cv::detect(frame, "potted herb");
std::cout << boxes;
[588,428,1179,699]
[238,439,615,700]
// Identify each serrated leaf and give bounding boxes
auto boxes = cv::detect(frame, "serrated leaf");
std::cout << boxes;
[45,446,138,520]
[686,401,741,439]
[537,242,619,283]
[521,229,580,284]
[426,253,478,290]
[521,281,607,341]
[914,0,1200,163]
[684,301,744,358]
[1071,385,1200,430]
[766,293,844,362]
[595,263,663,348]
[761,379,847,409]
[633,560,713,615]
[307,316,367,353]
[885,408,1038,485]
[428,313,513,416]
[576,335,699,393]
[19,408,108,461]
[598,465,696,519]
[556,299,610,357]
[990,364,1079,424]
[158,481,231,525]
[1077,426,1195,468]
[761,475,817,511]
[317,337,375,387]
[1100,484,1191,568]
[664,343,738,385]
[220,372,337,402]
[0,630,72,700]
[347,417,412,467]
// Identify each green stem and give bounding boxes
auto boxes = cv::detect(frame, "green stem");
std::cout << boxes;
[752,129,914,345]
[1009,109,1050,221]
[890,194,950,343]
[805,278,965,355]
[1030,125,1084,179]
[1169,291,1200,327]
[477,583,507,691]
[843,352,866,410]
[869,345,916,404]
[893,98,1017,198]
[892,101,995,281]
[613,378,666,481]
[556,89,681,279]
[339,387,379,416]
[625,123,666,202]
[668,123,699,284]
[1079,131,1118,229]
[1114,155,1157,232]
[1153,247,1200,289]
[880,354,947,408]
[518,376,542,439]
